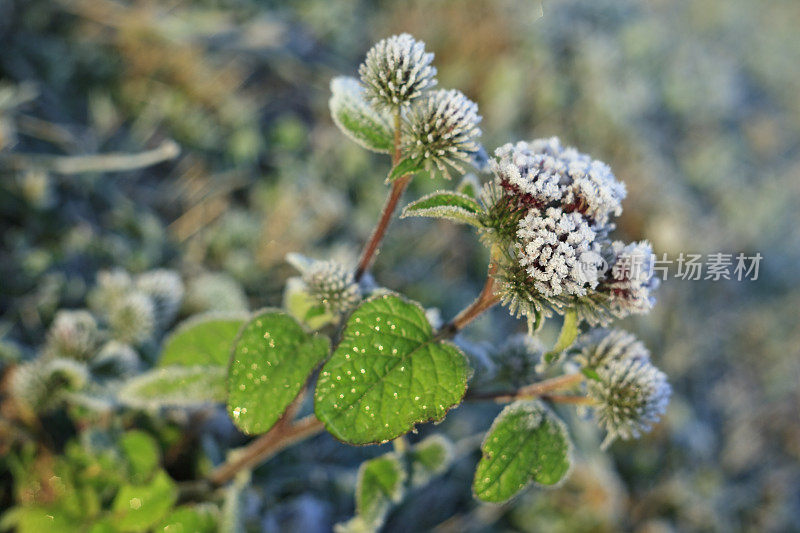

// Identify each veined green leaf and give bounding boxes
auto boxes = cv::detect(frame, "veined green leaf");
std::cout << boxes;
[473,400,572,503]
[227,310,330,435]
[118,366,226,408]
[315,293,470,444]
[356,454,406,527]
[159,312,247,367]
[330,77,393,153]
[401,190,483,227]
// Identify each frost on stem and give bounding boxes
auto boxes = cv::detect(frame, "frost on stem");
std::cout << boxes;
[587,357,671,448]
[479,137,656,325]
[403,89,482,177]
[359,33,437,110]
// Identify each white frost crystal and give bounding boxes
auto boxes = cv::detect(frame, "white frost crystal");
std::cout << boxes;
[587,357,671,447]
[359,33,437,110]
[516,207,605,297]
[404,89,482,176]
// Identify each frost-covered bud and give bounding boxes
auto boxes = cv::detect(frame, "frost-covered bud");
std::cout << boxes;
[183,272,248,314]
[491,141,565,209]
[404,89,482,177]
[44,310,100,361]
[108,292,156,345]
[587,357,671,447]
[601,241,658,317]
[575,329,649,370]
[359,33,437,110]
[516,207,605,297]
[303,260,361,315]
[135,269,184,327]
[88,269,133,318]
[491,334,545,388]
[11,358,89,412]
[90,341,140,379]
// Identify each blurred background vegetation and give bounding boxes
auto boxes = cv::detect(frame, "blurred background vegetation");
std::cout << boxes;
[1,0,798,531]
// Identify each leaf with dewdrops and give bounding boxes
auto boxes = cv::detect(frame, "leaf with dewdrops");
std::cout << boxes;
[159,312,248,367]
[401,190,484,227]
[118,366,227,408]
[314,293,470,445]
[227,310,330,435]
[329,77,394,153]
[473,400,572,503]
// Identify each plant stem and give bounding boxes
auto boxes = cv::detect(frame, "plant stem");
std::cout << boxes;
[354,110,409,281]
[209,415,324,487]
[437,260,500,338]
[465,373,585,403]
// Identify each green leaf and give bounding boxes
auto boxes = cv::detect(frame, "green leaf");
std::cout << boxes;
[227,310,330,435]
[159,313,247,367]
[544,310,579,364]
[111,470,178,532]
[315,293,470,444]
[456,174,481,198]
[120,431,160,483]
[356,454,406,527]
[387,156,424,183]
[473,400,572,503]
[330,76,393,153]
[401,190,483,227]
[158,505,217,533]
[118,366,226,408]
[409,435,454,487]
[282,277,336,331]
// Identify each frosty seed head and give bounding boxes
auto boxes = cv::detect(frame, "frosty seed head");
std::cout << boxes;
[108,292,156,345]
[135,269,184,328]
[90,341,140,379]
[88,269,133,318]
[491,334,545,388]
[403,89,482,177]
[600,240,658,318]
[587,357,671,447]
[575,328,650,370]
[303,260,361,315]
[359,33,437,110]
[516,207,605,297]
[11,357,90,412]
[44,310,100,361]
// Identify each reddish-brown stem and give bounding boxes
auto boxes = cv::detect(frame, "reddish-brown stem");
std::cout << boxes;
[438,261,500,338]
[355,111,408,281]
[465,373,585,403]
[209,415,324,486]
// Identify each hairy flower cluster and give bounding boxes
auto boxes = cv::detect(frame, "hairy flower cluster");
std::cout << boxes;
[587,357,671,447]
[575,328,649,369]
[11,357,90,412]
[404,89,482,177]
[359,33,437,110]
[135,269,184,327]
[302,260,361,315]
[483,137,656,324]
[44,310,100,361]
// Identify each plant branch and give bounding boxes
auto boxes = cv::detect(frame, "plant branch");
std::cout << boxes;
[465,373,585,403]
[208,414,324,487]
[354,110,410,281]
[437,260,500,338]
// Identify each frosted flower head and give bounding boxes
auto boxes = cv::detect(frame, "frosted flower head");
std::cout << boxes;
[575,328,650,370]
[135,269,184,327]
[108,292,156,345]
[44,310,100,361]
[88,269,132,318]
[404,89,482,177]
[600,241,658,317]
[91,341,140,379]
[587,357,671,447]
[516,207,605,298]
[359,33,437,110]
[303,260,361,315]
[11,358,89,412]
[488,137,625,226]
